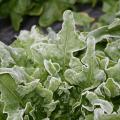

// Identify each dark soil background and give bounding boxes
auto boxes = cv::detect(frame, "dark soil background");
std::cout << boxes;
[0,2,103,45]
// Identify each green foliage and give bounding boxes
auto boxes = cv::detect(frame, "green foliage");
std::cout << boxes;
[100,0,120,24]
[0,10,120,120]
[0,0,77,30]
[1,0,120,31]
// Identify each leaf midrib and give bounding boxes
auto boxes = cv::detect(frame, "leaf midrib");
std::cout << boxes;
[63,25,68,70]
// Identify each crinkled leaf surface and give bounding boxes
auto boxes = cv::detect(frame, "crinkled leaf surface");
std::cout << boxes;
[0,73,25,120]
[0,10,120,120]
[106,60,120,83]
[31,10,85,69]
[64,36,106,88]
[105,40,120,61]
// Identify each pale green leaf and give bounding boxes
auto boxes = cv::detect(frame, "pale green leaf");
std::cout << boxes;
[0,42,15,67]
[44,59,60,76]
[0,73,24,120]
[105,78,120,97]
[58,10,85,68]
[86,91,113,114]
[105,40,120,62]
[106,60,120,83]
[45,77,61,92]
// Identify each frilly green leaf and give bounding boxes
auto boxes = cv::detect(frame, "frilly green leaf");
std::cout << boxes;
[0,10,120,119]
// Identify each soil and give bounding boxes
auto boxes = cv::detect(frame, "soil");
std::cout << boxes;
[0,3,103,45]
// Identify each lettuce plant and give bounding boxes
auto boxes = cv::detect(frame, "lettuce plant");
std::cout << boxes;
[100,0,120,25]
[0,10,120,120]
[1,0,119,31]
[0,0,77,30]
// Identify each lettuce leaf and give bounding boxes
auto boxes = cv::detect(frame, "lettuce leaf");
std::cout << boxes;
[0,10,120,120]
